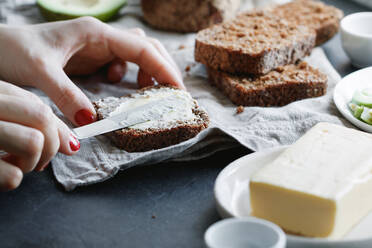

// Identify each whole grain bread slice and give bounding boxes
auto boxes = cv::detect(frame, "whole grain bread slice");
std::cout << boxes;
[141,0,241,33]
[93,86,209,152]
[207,61,328,107]
[195,11,316,75]
[271,0,343,46]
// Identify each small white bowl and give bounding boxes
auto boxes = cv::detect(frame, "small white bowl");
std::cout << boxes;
[204,217,286,248]
[341,12,372,68]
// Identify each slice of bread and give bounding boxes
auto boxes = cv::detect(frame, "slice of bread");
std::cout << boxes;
[141,0,241,33]
[93,86,209,152]
[195,11,316,75]
[207,61,328,107]
[271,0,343,46]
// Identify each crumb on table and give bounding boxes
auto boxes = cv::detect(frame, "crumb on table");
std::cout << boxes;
[151,215,156,219]
[185,65,191,72]
[236,105,244,114]
[178,45,185,50]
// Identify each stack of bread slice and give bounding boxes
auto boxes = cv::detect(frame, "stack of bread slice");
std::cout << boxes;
[195,0,343,107]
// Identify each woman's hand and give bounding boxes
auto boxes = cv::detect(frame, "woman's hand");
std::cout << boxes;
[0,81,79,191]
[0,17,184,127]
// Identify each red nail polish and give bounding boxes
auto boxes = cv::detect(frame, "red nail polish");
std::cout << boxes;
[75,109,95,126]
[69,134,80,152]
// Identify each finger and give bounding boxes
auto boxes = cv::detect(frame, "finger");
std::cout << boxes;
[137,69,155,88]
[0,95,60,171]
[0,121,43,173]
[109,28,182,87]
[119,32,184,89]
[36,67,96,127]
[105,28,184,89]
[123,30,183,84]
[0,160,23,192]
[107,58,127,84]
[146,37,183,80]
[55,117,80,155]
[5,118,80,172]
[127,28,146,37]
[0,80,43,102]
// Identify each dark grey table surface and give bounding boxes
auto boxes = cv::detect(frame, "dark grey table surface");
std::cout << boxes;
[0,1,369,247]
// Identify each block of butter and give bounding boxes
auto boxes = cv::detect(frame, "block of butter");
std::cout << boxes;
[250,122,372,239]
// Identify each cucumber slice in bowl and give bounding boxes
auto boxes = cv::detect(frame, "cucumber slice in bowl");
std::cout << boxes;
[37,0,127,22]
[361,107,372,125]
[351,88,372,108]
[348,102,364,119]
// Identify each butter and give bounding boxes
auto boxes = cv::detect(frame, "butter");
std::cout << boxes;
[250,122,372,239]
[95,87,196,130]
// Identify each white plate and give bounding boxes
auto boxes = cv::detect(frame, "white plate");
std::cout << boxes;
[334,67,372,133]
[214,146,372,248]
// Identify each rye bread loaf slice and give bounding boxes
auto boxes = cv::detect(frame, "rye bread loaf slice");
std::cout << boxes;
[271,0,343,46]
[195,11,316,75]
[207,61,328,107]
[141,0,241,33]
[93,86,209,152]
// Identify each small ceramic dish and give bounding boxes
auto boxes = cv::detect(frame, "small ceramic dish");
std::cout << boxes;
[341,12,372,68]
[204,217,286,248]
[333,66,372,133]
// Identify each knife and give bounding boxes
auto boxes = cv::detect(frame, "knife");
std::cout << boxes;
[72,97,177,139]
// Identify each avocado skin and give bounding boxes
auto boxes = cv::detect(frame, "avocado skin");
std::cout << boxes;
[37,1,127,22]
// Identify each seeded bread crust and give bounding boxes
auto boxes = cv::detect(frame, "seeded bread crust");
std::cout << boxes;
[195,11,316,75]
[141,0,241,33]
[207,62,328,107]
[271,0,343,46]
[93,86,209,152]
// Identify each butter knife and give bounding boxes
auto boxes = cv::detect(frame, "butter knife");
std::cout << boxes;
[72,98,176,139]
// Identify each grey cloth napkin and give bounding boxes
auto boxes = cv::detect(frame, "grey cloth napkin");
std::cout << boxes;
[0,0,347,191]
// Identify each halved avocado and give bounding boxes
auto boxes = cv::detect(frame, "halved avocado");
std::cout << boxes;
[37,0,127,22]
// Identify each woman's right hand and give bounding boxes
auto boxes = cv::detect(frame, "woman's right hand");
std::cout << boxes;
[0,18,184,127]
[0,80,79,191]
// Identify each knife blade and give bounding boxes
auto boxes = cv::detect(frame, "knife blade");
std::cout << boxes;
[72,97,177,139]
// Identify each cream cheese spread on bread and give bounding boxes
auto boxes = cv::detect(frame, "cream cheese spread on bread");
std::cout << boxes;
[94,87,197,130]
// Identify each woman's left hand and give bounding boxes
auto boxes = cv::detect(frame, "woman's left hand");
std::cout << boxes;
[0,80,79,191]
[0,17,184,127]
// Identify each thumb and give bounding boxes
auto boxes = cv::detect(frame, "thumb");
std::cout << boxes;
[37,67,96,126]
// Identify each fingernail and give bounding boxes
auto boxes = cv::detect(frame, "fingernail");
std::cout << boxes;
[69,134,80,152]
[75,109,95,126]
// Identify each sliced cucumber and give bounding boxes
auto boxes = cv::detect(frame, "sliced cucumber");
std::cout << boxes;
[37,0,127,22]
[349,102,364,119]
[361,106,372,125]
[351,88,372,108]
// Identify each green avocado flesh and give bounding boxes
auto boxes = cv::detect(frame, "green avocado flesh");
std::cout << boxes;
[37,0,127,22]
